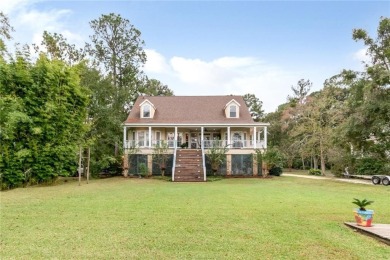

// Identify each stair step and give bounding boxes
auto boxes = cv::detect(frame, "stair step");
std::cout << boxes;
[174,149,204,182]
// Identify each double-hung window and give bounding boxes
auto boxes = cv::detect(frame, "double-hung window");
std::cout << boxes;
[230,105,237,118]
[143,104,151,118]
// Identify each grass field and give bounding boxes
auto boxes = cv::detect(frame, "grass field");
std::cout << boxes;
[283,168,335,176]
[1,176,389,259]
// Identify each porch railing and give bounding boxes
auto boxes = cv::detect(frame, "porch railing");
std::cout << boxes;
[201,142,206,181]
[172,145,177,181]
[124,140,265,149]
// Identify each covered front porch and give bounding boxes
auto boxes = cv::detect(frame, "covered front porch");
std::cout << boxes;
[123,124,268,150]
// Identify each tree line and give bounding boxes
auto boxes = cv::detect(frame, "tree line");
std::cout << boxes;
[0,13,175,189]
[264,17,389,176]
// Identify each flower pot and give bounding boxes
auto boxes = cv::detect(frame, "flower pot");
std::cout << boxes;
[353,209,374,227]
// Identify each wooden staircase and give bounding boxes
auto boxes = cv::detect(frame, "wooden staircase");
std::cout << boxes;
[174,149,205,182]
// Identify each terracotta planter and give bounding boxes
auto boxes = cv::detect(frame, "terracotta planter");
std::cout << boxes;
[354,209,374,227]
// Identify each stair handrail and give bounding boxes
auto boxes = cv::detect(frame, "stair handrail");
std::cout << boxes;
[172,145,177,181]
[201,140,206,181]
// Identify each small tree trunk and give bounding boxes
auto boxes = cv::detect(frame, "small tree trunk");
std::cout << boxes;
[114,142,118,157]
[313,156,318,170]
[262,162,268,178]
[320,141,326,176]
[123,155,129,177]
[301,156,305,170]
[310,156,313,169]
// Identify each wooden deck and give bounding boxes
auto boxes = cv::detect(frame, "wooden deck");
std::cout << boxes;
[345,222,390,245]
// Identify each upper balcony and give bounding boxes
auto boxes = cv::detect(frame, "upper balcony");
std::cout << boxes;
[124,139,266,150]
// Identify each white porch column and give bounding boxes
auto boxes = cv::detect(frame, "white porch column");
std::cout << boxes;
[253,127,257,149]
[264,126,268,149]
[123,126,127,149]
[174,127,178,148]
[201,127,204,148]
[227,127,231,146]
[148,127,152,148]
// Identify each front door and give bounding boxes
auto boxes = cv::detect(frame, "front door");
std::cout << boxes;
[232,132,243,148]
[190,133,198,149]
[137,131,146,147]
[167,132,175,148]
[203,133,211,148]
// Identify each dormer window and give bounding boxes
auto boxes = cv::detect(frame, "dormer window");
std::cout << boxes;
[143,104,151,118]
[225,99,240,118]
[140,99,156,119]
[230,105,237,118]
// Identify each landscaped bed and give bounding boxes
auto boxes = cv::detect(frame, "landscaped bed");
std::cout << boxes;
[1,176,389,259]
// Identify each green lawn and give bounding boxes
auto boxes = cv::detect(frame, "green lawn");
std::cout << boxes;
[1,177,389,259]
[283,168,335,176]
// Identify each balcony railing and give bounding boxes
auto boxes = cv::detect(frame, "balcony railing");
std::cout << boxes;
[124,140,265,149]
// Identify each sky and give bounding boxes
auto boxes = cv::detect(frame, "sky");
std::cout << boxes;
[1,0,389,112]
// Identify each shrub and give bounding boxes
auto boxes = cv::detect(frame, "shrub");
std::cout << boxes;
[328,148,356,177]
[308,168,322,176]
[269,166,283,176]
[262,148,284,169]
[355,157,386,175]
[138,163,148,177]
[207,141,229,175]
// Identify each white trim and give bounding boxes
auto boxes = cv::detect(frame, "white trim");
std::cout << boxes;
[148,127,152,148]
[139,99,156,109]
[253,127,257,149]
[201,127,204,147]
[227,127,231,146]
[123,126,127,149]
[224,99,241,108]
[174,127,178,149]
[123,123,270,127]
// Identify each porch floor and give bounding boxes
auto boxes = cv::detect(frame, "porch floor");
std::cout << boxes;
[344,222,390,245]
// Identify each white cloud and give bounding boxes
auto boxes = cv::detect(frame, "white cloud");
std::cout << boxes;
[170,57,235,86]
[144,50,299,113]
[0,0,40,14]
[18,8,72,32]
[353,48,370,63]
[1,0,84,49]
[16,8,77,47]
[144,49,170,73]
[213,56,263,69]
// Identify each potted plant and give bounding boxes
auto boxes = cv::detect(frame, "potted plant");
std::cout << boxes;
[352,198,374,227]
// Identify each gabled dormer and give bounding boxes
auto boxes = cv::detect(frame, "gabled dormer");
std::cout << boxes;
[139,99,156,119]
[224,99,240,118]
